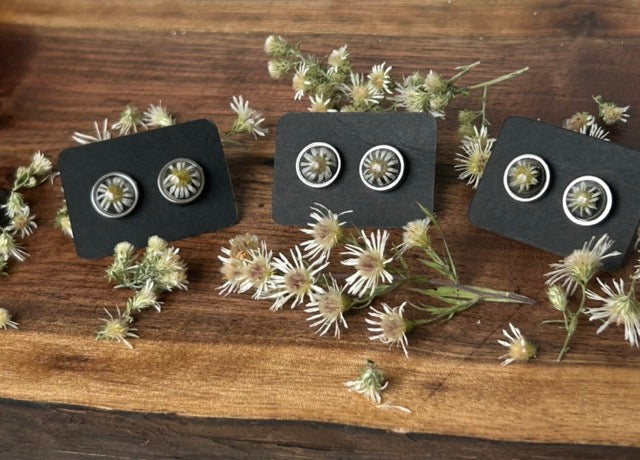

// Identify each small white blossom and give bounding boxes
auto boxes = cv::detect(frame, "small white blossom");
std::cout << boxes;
[112,105,144,135]
[230,95,268,138]
[341,230,393,297]
[344,359,388,404]
[300,204,352,262]
[72,119,112,145]
[142,101,175,128]
[366,302,410,357]
[586,278,640,347]
[497,323,537,365]
[305,275,349,337]
[454,125,495,189]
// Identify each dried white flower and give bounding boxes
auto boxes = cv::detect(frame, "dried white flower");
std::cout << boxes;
[300,204,351,262]
[305,275,349,337]
[96,307,138,349]
[0,308,18,330]
[143,101,175,128]
[586,278,640,347]
[341,230,393,297]
[340,72,383,109]
[229,95,267,138]
[307,94,336,113]
[397,218,431,254]
[72,119,112,145]
[454,125,495,189]
[366,302,410,357]
[367,62,393,94]
[345,359,388,404]
[579,123,610,141]
[0,230,28,262]
[239,241,275,299]
[292,62,311,100]
[497,323,537,365]
[112,105,144,135]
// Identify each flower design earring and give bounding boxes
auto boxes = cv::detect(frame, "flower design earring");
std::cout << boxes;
[359,145,405,192]
[157,158,205,204]
[503,154,551,202]
[295,142,342,188]
[91,172,139,218]
[562,175,613,226]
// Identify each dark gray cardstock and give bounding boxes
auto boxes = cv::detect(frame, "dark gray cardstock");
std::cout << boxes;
[0,189,9,226]
[273,112,437,227]
[58,119,237,259]
[469,116,640,271]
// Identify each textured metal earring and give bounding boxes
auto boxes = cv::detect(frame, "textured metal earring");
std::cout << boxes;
[158,158,205,204]
[562,175,613,226]
[295,142,342,188]
[359,145,405,191]
[503,154,551,202]
[91,172,139,218]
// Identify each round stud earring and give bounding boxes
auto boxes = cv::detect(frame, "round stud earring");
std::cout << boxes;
[503,154,551,202]
[562,175,613,226]
[91,172,139,218]
[359,145,405,192]
[157,158,205,204]
[295,142,342,188]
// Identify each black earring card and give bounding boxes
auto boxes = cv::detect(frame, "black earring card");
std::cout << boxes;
[468,116,640,271]
[0,188,9,226]
[273,112,437,227]
[58,119,238,259]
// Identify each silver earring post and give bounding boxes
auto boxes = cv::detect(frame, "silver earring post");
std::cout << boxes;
[562,175,613,226]
[359,145,405,192]
[91,172,139,218]
[503,154,551,202]
[158,158,205,204]
[295,142,342,188]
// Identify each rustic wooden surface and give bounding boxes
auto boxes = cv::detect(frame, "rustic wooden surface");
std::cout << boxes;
[1,0,640,457]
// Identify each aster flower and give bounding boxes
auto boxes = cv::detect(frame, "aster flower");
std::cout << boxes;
[54,206,73,238]
[305,275,350,337]
[96,307,138,349]
[594,95,630,125]
[367,62,393,94]
[366,302,410,357]
[6,207,37,239]
[507,159,540,193]
[497,323,537,365]
[342,229,394,297]
[72,119,112,145]
[264,34,290,58]
[126,279,163,314]
[292,62,311,100]
[393,73,429,113]
[229,95,267,138]
[150,246,189,292]
[95,174,136,214]
[218,256,247,296]
[327,45,349,75]
[341,72,383,110]
[344,359,388,404]
[0,230,28,261]
[545,234,620,295]
[238,241,275,299]
[0,308,18,330]
[307,94,336,113]
[397,218,431,254]
[579,123,610,141]
[220,233,260,262]
[28,151,53,177]
[424,70,447,93]
[454,125,495,189]
[142,101,175,128]
[300,204,352,262]
[547,284,568,312]
[112,105,144,135]
[161,159,202,200]
[586,278,640,347]
[267,59,290,79]
[267,246,328,311]
[1,192,25,219]
[563,111,594,131]
[565,180,605,218]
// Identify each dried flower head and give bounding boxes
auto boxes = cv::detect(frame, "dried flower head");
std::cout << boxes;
[2,192,26,219]
[126,280,162,314]
[342,230,394,297]
[54,206,73,238]
[264,34,290,58]
[327,45,349,75]
[594,95,630,125]
[305,275,350,337]
[507,159,540,193]
[565,180,604,218]
[95,174,136,215]
[29,151,53,177]
[341,72,383,110]
[96,308,138,349]
[579,123,610,141]
[307,94,336,113]
[547,284,568,312]
[112,105,144,135]
[497,323,537,365]
[267,59,291,79]
[397,218,431,254]
[454,125,495,189]
[586,278,640,347]
[218,256,247,296]
[229,95,268,138]
[239,241,275,299]
[143,101,175,128]
[300,204,351,262]
[162,160,202,200]
[292,62,311,100]
[367,62,393,94]
[6,207,37,239]
[0,230,28,262]
[72,119,112,145]
[0,307,18,330]
[366,302,410,357]
[344,359,388,404]
[546,234,620,295]
[221,233,261,262]
[563,111,594,132]
[268,246,327,311]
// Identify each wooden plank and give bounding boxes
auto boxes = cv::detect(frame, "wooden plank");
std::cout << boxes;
[0,1,639,453]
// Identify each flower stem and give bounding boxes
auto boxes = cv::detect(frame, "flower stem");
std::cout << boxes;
[465,66,529,91]
[448,61,481,84]
[556,283,587,361]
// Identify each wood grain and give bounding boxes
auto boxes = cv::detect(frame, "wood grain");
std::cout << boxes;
[1,0,640,455]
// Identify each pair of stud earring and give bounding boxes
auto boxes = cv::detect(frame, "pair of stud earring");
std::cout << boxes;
[503,154,612,227]
[295,142,406,192]
[90,158,205,218]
